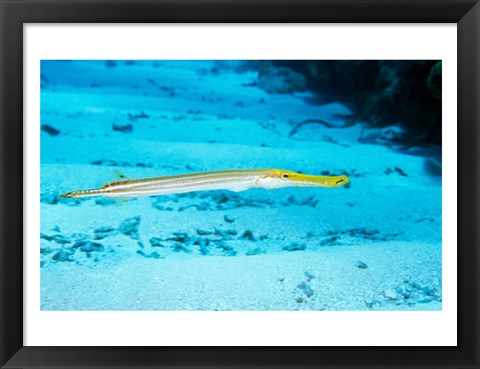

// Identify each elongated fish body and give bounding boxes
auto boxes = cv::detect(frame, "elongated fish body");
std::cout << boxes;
[60,168,349,199]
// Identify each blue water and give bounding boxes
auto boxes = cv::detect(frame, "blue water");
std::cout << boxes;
[40,60,442,311]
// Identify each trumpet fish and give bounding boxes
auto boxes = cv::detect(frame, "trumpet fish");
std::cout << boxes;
[59,168,349,199]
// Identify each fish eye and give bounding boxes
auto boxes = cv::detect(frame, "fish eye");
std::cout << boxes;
[282,173,289,180]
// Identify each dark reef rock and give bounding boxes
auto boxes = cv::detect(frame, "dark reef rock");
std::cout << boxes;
[257,66,307,94]
[244,60,442,147]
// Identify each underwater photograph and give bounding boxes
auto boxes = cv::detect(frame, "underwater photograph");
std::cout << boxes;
[40,60,442,311]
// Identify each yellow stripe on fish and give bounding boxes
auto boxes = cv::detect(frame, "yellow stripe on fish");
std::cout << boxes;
[59,168,350,199]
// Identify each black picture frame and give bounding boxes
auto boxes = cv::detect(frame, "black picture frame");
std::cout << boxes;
[1,1,479,368]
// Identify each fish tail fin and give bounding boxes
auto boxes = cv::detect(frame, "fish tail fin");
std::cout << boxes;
[59,188,105,198]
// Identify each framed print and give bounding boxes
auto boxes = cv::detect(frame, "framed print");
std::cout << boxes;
[1,1,479,368]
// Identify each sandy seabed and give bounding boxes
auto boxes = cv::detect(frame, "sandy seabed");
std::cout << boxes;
[40,60,442,311]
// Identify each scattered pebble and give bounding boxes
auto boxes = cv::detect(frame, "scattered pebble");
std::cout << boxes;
[128,111,149,121]
[240,230,255,241]
[415,217,435,223]
[320,236,340,246]
[118,216,141,236]
[384,288,398,300]
[51,249,74,262]
[40,246,54,254]
[199,244,209,255]
[149,237,165,248]
[166,232,190,243]
[90,159,135,167]
[394,166,408,176]
[282,242,306,251]
[112,121,133,133]
[94,226,117,240]
[324,228,396,242]
[178,203,209,211]
[41,124,61,136]
[384,167,408,176]
[73,240,105,252]
[224,229,238,236]
[365,300,380,308]
[41,191,81,206]
[137,250,162,259]
[418,297,435,304]
[354,261,368,269]
[213,229,231,239]
[95,198,117,206]
[172,243,192,253]
[304,271,315,280]
[193,238,210,247]
[246,247,266,256]
[40,233,71,244]
[297,281,314,298]
[215,241,236,256]
[224,215,235,223]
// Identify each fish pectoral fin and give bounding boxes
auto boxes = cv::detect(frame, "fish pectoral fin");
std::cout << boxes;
[114,169,128,179]
[228,183,254,192]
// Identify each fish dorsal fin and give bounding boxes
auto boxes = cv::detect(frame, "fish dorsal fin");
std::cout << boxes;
[114,169,128,179]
